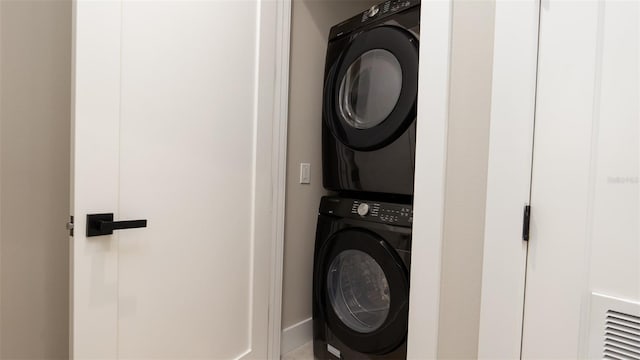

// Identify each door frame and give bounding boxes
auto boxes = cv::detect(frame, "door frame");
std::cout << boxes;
[406,0,453,358]
[406,0,541,358]
[476,0,540,358]
[266,0,292,359]
[224,0,293,358]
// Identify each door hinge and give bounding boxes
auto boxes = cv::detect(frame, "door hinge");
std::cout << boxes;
[522,205,531,241]
[66,215,74,237]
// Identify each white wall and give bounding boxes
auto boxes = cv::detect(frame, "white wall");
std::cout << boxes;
[0,1,71,358]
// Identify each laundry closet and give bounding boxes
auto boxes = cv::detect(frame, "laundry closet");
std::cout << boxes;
[0,0,496,358]
[4,1,633,360]
[0,1,495,358]
[282,0,496,358]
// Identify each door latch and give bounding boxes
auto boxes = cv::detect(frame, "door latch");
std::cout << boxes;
[67,215,74,236]
[522,205,531,241]
[86,213,147,237]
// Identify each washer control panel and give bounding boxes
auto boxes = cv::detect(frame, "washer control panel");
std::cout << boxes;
[320,196,413,227]
[349,199,413,226]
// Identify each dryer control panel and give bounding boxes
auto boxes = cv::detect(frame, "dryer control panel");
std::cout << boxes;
[329,0,420,40]
[319,196,413,227]
[360,0,418,23]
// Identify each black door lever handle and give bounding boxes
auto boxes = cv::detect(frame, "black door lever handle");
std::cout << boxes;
[87,213,147,237]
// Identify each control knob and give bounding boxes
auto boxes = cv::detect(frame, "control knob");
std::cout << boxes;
[357,203,370,216]
[367,5,380,18]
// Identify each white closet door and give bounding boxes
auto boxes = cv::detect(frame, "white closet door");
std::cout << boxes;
[522,1,639,358]
[71,1,274,358]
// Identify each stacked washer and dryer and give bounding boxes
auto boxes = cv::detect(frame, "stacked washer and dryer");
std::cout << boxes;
[313,1,420,359]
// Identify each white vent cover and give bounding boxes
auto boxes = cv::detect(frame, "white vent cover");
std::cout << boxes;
[603,310,640,359]
[589,293,640,359]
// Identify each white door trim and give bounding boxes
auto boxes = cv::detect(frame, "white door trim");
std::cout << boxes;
[246,0,292,358]
[406,0,453,358]
[265,0,292,359]
[477,0,540,358]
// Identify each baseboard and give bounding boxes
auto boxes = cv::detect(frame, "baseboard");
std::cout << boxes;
[281,317,313,355]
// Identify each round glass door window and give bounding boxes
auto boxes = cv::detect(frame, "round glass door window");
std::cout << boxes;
[338,49,403,129]
[326,249,391,333]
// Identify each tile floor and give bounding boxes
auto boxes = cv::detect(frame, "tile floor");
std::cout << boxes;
[282,341,314,360]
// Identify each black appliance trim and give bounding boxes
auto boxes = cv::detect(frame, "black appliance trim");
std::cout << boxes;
[314,227,410,355]
[329,0,421,41]
[324,25,418,151]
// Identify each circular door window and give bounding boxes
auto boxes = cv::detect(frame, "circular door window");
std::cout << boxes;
[316,228,410,354]
[338,49,403,130]
[326,249,391,333]
[323,26,418,151]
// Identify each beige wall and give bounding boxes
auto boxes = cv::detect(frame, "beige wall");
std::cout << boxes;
[437,0,495,358]
[282,0,376,330]
[0,1,71,358]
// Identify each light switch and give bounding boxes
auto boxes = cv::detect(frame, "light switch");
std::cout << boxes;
[300,163,311,184]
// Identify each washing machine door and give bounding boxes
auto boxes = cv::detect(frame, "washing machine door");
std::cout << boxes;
[317,228,409,354]
[324,25,418,151]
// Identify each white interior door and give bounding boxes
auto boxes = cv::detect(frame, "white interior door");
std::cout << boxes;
[71,1,277,358]
[522,0,639,358]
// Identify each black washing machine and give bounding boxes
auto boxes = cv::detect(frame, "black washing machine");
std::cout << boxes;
[313,196,412,359]
[322,0,420,197]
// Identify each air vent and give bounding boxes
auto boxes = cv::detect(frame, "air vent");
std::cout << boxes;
[603,310,640,360]
[589,293,640,359]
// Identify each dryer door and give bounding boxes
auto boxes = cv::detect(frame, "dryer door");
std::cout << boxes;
[316,228,409,354]
[323,25,418,151]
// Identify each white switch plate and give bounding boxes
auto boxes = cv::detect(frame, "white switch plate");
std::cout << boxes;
[299,163,311,184]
